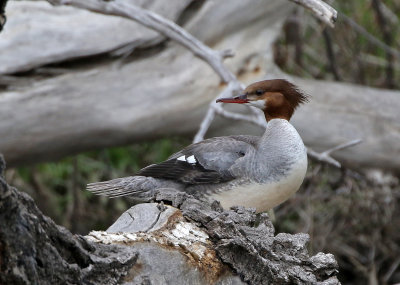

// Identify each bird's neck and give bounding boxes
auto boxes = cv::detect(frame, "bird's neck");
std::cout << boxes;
[259,119,298,147]
[251,119,306,182]
[263,103,294,121]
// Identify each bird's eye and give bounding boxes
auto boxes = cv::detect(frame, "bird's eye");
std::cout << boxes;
[255,89,263,95]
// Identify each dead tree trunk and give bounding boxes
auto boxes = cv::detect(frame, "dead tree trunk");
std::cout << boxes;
[0,155,138,284]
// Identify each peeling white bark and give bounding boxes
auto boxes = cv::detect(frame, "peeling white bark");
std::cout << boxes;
[87,220,210,259]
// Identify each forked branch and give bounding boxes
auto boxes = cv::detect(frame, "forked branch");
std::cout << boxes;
[307,139,363,168]
[47,0,235,82]
[47,0,358,167]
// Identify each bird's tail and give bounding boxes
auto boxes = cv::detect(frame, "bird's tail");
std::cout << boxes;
[87,176,158,199]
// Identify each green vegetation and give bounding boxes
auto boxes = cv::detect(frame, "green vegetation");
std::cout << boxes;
[275,0,400,89]
[7,137,190,233]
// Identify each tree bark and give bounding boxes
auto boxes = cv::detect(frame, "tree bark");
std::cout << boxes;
[0,155,138,284]
[0,0,399,172]
[0,156,340,284]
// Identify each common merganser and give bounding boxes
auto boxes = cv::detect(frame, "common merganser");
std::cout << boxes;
[88,79,309,212]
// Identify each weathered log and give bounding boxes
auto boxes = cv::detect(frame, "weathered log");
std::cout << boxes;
[0,0,191,74]
[0,0,399,172]
[0,155,138,284]
[0,156,340,284]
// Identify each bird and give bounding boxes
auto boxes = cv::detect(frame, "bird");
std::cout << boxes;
[87,79,309,213]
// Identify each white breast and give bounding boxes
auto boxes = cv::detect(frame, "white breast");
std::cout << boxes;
[209,155,307,213]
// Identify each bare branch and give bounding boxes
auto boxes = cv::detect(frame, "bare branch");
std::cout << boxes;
[194,82,244,143]
[47,0,250,143]
[383,256,400,283]
[214,106,267,128]
[379,2,399,25]
[47,0,236,83]
[307,139,363,168]
[288,0,337,27]
[324,139,363,156]
[307,148,341,168]
[47,0,361,168]
[322,28,341,80]
[193,81,267,143]
[193,106,216,144]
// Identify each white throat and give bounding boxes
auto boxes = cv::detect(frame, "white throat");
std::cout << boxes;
[245,100,266,109]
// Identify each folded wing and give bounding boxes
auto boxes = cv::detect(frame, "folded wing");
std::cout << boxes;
[139,135,258,184]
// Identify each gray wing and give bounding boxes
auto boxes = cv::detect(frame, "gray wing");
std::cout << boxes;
[138,135,259,184]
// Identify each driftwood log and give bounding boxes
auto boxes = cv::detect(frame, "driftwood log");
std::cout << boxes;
[0,156,340,284]
[0,0,399,171]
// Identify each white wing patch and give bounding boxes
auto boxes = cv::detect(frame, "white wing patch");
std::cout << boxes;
[177,154,197,165]
[177,155,186,162]
[186,155,197,164]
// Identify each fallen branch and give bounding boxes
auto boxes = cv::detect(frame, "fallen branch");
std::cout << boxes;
[288,0,337,27]
[47,0,264,143]
[45,0,360,168]
[192,81,265,143]
[47,0,236,83]
[307,139,363,168]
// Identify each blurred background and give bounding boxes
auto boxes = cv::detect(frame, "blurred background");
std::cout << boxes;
[1,0,400,284]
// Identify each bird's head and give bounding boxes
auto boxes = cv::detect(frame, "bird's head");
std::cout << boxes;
[216,79,308,121]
